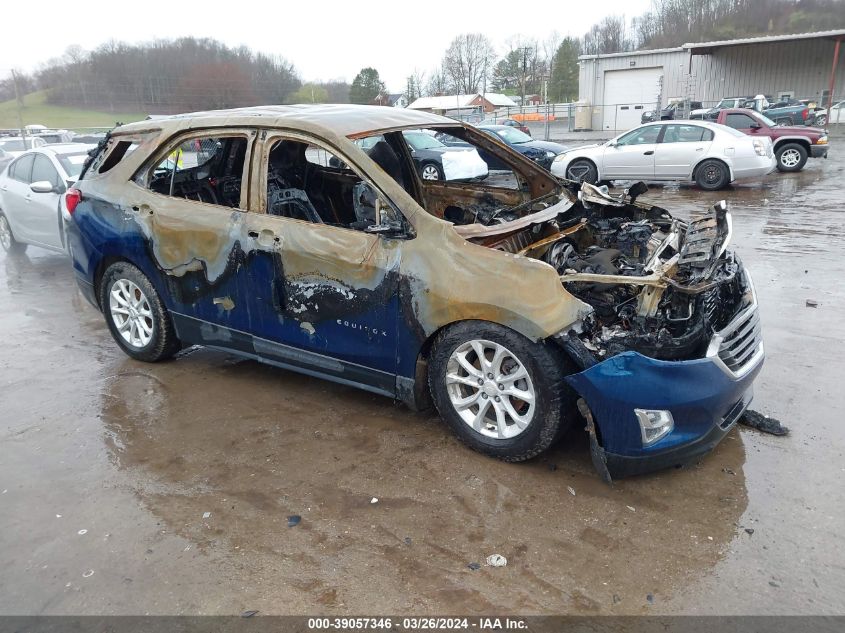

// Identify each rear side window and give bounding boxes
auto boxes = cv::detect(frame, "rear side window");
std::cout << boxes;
[9,154,34,183]
[31,155,60,188]
[146,135,249,209]
[662,125,714,143]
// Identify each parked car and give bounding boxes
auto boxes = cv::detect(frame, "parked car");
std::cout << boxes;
[698,96,755,120]
[35,130,74,144]
[762,100,815,126]
[641,101,703,123]
[0,136,47,158]
[483,118,531,135]
[476,125,568,170]
[0,143,94,254]
[64,105,764,479]
[713,108,828,172]
[551,120,775,190]
[828,101,845,124]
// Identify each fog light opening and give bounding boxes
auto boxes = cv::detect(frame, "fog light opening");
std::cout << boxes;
[635,409,674,446]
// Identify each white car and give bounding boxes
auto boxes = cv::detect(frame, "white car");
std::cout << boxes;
[0,143,94,254]
[0,136,47,158]
[551,121,775,191]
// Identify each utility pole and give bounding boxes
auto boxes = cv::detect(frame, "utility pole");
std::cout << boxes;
[520,47,529,115]
[11,70,27,142]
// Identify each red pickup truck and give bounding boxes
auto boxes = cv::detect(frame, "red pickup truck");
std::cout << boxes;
[714,108,829,172]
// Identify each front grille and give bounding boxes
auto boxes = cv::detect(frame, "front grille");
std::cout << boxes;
[717,305,762,372]
[707,269,763,377]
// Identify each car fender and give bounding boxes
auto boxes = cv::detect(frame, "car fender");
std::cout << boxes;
[772,136,812,150]
[551,146,603,179]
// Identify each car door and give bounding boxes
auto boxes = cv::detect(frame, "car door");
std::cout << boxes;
[0,154,35,242]
[243,132,402,395]
[128,130,258,353]
[25,154,65,249]
[653,124,715,178]
[602,125,662,179]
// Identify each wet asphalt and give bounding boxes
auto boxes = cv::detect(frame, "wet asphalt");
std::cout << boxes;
[0,148,843,616]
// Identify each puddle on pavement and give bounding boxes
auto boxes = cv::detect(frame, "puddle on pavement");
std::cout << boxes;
[100,350,749,613]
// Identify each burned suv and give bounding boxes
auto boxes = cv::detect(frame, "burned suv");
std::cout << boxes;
[66,105,763,479]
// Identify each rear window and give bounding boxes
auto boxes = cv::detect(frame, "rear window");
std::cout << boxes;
[85,138,139,176]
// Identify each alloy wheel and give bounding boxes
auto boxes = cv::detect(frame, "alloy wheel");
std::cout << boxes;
[780,148,801,168]
[109,278,154,348]
[421,165,440,180]
[445,339,536,439]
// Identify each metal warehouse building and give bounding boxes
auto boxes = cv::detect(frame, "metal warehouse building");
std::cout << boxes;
[578,29,845,131]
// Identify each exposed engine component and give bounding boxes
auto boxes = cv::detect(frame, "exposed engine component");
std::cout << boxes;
[464,187,743,364]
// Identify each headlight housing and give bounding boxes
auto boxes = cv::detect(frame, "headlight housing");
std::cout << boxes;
[752,138,767,156]
[635,409,675,446]
[546,151,555,159]
[816,135,828,145]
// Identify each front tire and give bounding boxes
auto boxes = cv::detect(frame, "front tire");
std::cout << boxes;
[695,159,730,190]
[428,321,577,462]
[775,143,808,172]
[565,159,598,184]
[99,262,181,362]
[0,213,27,254]
[420,162,443,180]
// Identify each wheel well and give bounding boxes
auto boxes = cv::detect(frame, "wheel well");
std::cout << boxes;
[692,157,732,182]
[93,255,135,310]
[567,157,598,178]
[774,139,810,153]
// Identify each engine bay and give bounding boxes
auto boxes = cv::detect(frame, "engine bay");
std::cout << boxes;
[458,182,745,363]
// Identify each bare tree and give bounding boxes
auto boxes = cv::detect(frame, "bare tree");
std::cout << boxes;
[442,33,496,94]
[425,66,450,96]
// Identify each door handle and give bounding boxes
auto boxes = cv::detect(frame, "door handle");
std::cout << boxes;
[643,150,654,155]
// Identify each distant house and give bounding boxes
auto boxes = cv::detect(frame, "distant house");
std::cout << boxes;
[387,93,408,108]
[408,93,517,114]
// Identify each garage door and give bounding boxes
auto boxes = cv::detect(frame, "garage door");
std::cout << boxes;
[603,68,663,131]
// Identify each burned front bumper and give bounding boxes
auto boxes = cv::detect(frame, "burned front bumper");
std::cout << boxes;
[565,270,764,478]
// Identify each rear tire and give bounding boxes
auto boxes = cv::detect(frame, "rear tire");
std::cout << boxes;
[695,159,730,190]
[565,159,598,184]
[428,321,577,462]
[0,213,27,254]
[775,143,808,172]
[99,262,181,362]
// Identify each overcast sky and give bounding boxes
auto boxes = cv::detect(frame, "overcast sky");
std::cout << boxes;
[2,0,652,91]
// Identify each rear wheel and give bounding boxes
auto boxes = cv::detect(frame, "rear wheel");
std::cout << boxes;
[99,262,181,362]
[0,213,27,254]
[775,143,808,172]
[428,321,577,462]
[565,159,598,184]
[695,159,730,190]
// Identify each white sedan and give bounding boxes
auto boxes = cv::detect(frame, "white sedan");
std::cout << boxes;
[551,121,775,191]
[0,143,94,254]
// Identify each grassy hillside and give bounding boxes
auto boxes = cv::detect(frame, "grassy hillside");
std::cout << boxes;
[0,91,146,130]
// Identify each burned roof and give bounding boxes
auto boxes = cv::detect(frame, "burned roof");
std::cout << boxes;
[117,104,456,139]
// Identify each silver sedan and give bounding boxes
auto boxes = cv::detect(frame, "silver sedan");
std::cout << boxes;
[0,143,94,254]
